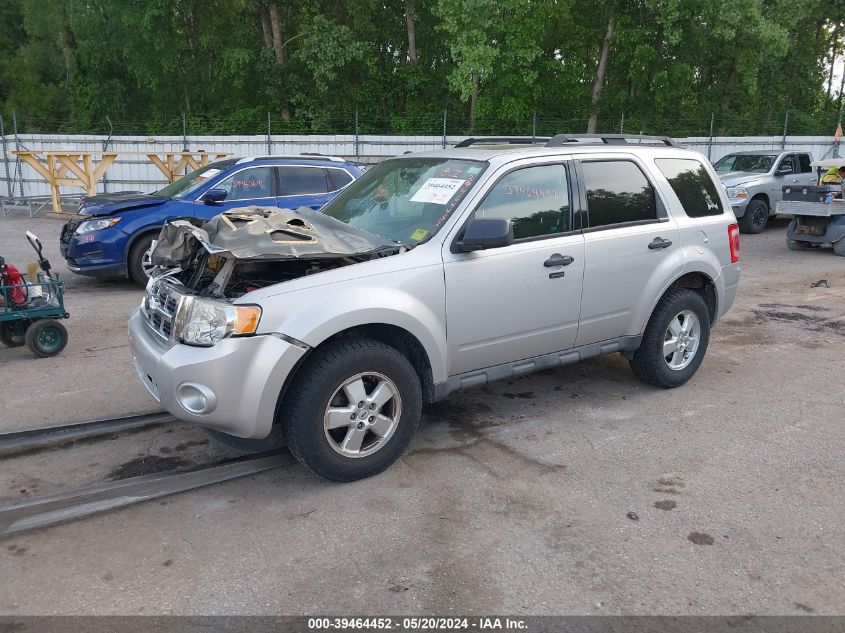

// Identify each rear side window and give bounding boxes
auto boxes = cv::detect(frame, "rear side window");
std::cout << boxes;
[655,158,723,218]
[798,154,812,173]
[473,164,570,239]
[328,169,354,190]
[280,166,329,196]
[581,160,657,227]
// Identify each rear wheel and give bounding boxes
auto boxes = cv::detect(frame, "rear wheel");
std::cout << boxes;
[283,338,422,481]
[0,320,30,347]
[127,233,156,287]
[834,238,845,257]
[629,288,710,389]
[739,199,769,234]
[24,319,68,358]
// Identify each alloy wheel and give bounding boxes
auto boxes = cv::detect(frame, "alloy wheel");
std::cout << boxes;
[323,372,402,458]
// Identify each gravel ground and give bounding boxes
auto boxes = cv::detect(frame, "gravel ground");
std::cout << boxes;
[0,213,843,616]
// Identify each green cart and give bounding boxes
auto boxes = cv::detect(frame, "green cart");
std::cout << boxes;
[0,231,70,358]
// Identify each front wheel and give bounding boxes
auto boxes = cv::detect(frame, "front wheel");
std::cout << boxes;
[282,338,422,481]
[25,319,68,358]
[738,199,769,234]
[629,288,711,389]
[834,238,845,257]
[127,234,156,287]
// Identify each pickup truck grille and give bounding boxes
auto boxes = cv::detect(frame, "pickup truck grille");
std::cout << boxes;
[142,279,183,342]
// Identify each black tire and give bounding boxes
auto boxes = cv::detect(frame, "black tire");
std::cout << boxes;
[127,233,155,287]
[282,338,422,482]
[0,320,30,347]
[201,426,285,455]
[786,237,810,251]
[629,288,711,389]
[738,199,769,234]
[24,319,68,358]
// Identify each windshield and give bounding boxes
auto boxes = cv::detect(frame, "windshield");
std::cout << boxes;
[320,157,487,245]
[713,154,775,173]
[154,163,228,199]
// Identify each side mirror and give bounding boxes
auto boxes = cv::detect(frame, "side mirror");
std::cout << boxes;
[776,165,792,176]
[202,188,228,204]
[459,218,514,252]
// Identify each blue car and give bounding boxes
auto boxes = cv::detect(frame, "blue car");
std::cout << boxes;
[59,155,363,285]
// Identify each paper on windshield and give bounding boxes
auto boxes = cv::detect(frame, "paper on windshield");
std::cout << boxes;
[409,177,465,204]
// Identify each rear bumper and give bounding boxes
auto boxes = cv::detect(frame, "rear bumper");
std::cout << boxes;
[717,263,741,320]
[128,309,307,439]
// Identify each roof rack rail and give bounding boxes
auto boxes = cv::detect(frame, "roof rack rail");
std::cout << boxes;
[236,154,345,165]
[455,136,552,148]
[545,134,682,148]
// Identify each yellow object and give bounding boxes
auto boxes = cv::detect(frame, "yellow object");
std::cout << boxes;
[233,305,262,335]
[410,228,430,242]
[146,152,231,183]
[13,150,232,214]
[26,262,39,282]
[820,167,842,185]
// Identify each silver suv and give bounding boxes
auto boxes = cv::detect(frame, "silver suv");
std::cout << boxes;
[129,134,741,481]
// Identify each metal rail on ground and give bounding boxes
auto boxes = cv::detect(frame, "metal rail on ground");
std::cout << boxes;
[0,411,176,453]
[0,453,294,536]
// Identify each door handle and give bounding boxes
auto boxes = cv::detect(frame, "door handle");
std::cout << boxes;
[648,237,673,250]
[543,254,575,267]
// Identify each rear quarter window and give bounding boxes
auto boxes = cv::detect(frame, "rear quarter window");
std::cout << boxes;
[655,158,724,218]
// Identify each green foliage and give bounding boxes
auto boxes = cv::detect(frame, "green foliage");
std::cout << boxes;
[0,0,842,135]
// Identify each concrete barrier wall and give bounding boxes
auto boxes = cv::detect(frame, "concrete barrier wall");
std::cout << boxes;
[1,134,840,200]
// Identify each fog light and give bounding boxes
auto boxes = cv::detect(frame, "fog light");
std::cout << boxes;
[176,382,218,415]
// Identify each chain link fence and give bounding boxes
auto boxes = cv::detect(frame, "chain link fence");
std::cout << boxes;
[2,108,843,208]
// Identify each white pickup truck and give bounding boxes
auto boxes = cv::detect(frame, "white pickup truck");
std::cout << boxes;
[713,150,816,234]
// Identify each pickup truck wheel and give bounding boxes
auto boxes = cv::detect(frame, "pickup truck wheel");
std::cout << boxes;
[629,288,710,389]
[834,238,845,257]
[127,234,155,286]
[738,199,769,234]
[283,338,421,482]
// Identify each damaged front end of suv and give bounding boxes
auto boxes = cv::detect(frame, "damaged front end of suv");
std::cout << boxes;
[141,206,403,347]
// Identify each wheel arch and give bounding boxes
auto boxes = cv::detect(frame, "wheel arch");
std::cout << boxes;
[642,270,719,334]
[123,225,163,261]
[749,192,770,208]
[272,323,436,431]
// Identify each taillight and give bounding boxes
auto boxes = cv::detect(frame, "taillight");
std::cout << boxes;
[728,223,740,263]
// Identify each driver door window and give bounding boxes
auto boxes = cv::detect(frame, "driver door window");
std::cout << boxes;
[473,164,571,239]
[777,155,796,175]
[214,167,276,201]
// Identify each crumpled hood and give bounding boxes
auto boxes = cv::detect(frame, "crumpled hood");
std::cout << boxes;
[718,171,766,188]
[150,206,397,267]
[78,192,169,216]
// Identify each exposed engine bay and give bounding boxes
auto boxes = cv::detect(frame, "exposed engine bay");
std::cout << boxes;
[148,207,403,300]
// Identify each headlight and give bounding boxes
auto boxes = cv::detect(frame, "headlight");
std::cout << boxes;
[75,217,121,234]
[179,297,261,347]
[726,187,749,200]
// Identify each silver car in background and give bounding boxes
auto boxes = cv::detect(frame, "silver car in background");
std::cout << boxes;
[714,150,816,234]
[129,134,741,482]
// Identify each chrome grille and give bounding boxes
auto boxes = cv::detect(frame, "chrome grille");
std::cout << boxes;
[142,279,184,342]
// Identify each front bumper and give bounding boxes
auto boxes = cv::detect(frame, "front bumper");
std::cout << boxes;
[60,221,130,278]
[729,198,749,217]
[128,309,307,439]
